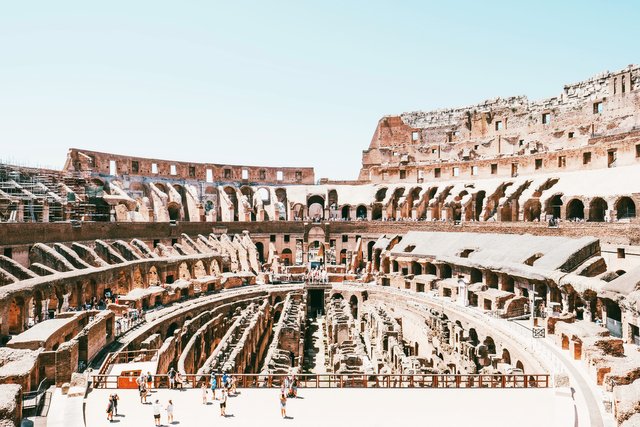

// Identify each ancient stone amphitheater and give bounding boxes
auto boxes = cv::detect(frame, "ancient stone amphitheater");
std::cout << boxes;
[1,65,640,427]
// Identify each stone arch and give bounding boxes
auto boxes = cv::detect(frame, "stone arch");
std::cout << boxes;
[173,184,190,220]
[425,262,436,275]
[223,186,239,221]
[291,203,304,220]
[210,259,221,275]
[470,268,482,284]
[328,190,338,209]
[375,187,388,202]
[340,249,347,264]
[516,360,524,371]
[523,199,542,222]
[167,201,181,221]
[440,264,452,279]
[8,297,26,334]
[565,198,584,220]
[148,266,160,285]
[179,262,191,280]
[474,191,486,221]
[367,241,375,262]
[166,322,179,339]
[589,197,608,222]
[483,336,497,355]
[356,205,367,220]
[411,261,422,275]
[281,248,293,266]
[193,260,206,278]
[545,194,563,218]
[341,205,351,220]
[371,203,383,220]
[501,348,511,365]
[307,195,325,220]
[255,242,265,263]
[615,196,636,220]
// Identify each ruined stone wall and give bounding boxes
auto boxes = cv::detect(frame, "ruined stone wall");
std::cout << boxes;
[360,65,640,182]
[65,148,315,185]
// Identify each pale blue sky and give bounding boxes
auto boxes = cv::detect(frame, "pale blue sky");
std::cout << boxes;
[0,1,638,179]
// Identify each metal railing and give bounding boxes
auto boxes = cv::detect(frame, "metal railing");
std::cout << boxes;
[91,373,550,389]
[22,379,51,417]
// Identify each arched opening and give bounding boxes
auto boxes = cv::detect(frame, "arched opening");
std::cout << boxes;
[223,186,239,221]
[523,199,542,222]
[411,261,422,275]
[281,248,293,266]
[341,205,351,220]
[375,188,388,202]
[440,264,452,279]
[367,241,375,262]
[588,198,608,222]
[546,194,563,219]
[474,191,486,221]
[616,197,636,220]
[501,348,511,365]
[331,293,344,300]
[173,184,190,220]
[371,204,383,220]
[349,295,358,319]
[8,297,25,334]
[255,242,265,263]
[356,205,367,220]
[516,360,524,372]
[307,195,325,220]
[484,336,496,355]
[501,275,515,293]
[425,262,436,275]
[167,202,181,221]
[470,268,482,284]
[486,271,498,289]
[340,249,347,265]
[565,198,585,220]
[166,322,179,339]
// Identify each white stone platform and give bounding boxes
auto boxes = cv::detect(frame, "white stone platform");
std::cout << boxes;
[83,387,575,427]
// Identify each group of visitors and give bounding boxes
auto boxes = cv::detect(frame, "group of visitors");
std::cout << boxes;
[306,267,328,283]
[201,371,237,416]
[167,367,186,389]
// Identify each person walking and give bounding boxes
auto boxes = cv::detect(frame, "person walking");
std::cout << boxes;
[168,368,177,389]
[146,371,153,391]
[152,400,161,426]
[111,393,119,415]
[140,382,148,404]
[210,372,217,400]
[201,383,208,404]
[280,391,287,418]
[219,389,227,417]
[106,395,114,422]
[166,399,174,424]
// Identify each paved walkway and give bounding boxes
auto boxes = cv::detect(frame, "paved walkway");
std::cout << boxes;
[84,387,573,427]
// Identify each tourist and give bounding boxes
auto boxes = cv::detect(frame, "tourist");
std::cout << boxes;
[137,372,146,390]
[106,395,114,422]
[146,371,153,390]
[166,399,174,424]
[140,382,148,404]
[152,400,161,426]
[168,367,176,389]
[280,391,287,418]
[291,376,298,398]
[222,372,229,389]
[219,389,227,417]
[230,375,237,395]
[201,383,208,404]
[111,393,119,415]
[175,371,184,390]
[210,372,217,400]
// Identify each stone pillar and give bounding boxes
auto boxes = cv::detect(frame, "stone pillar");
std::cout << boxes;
[561,293,569,314]
[42,201,50,223]
[15,203,24,222]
